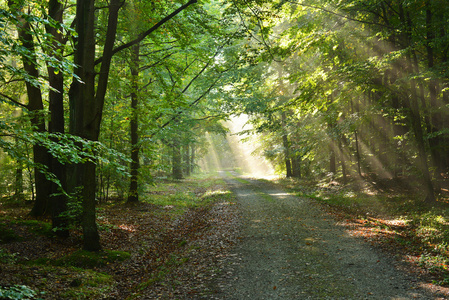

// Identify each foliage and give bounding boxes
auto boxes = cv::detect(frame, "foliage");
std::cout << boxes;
[0,285,40,300]
[217,0,449,205]
[0,249,18,264]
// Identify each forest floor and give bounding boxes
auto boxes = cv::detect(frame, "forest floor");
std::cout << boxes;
[1,172,449,299]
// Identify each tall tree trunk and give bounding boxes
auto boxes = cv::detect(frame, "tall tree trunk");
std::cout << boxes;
[438,5,449,173]
[351,99,362,176]
[339,140,347,183]
[69,0,100,251]
[12,5,52,216]
[127,44,140,203]
[68,0,196,249]
[46,0,68,237]
[329,149,336,174]
[406,82,435,203]
[389,69,408,177]
[291,130,302,178]
[69,0,122,251]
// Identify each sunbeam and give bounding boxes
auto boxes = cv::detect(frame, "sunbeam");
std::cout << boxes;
[198,132,223,173]
[225,114,275,178]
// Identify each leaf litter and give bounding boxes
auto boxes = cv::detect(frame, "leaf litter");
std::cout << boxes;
[0,178,240,299]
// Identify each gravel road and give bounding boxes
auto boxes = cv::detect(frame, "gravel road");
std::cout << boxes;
[212,172,445,299]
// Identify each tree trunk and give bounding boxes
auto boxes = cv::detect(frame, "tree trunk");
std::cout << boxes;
[339,141,347,183]
[127,44,140,203]
[406,84,435,203]
[329,149,336,174]
[351,99,362,176]
[69,0,122,251]
[46,0,68,237]
[12,6,52,216]
[68,0,195,249]
[15,163,23,199]
[291,153,301,178]
[426,1,446,179]
[69,0,101,251]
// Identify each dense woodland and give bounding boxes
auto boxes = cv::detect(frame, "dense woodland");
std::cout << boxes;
[0,0,448,256]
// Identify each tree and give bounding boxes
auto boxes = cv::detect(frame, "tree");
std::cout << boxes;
[8,1,51,217]
[67,0,199,250]
[127,43,140,203]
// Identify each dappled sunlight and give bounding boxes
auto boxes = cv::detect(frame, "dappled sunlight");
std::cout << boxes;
[267,192,290,197]
[202,189,231,197]
[329,133,394,182]
[118,224,137,232]
[340,217,407,239]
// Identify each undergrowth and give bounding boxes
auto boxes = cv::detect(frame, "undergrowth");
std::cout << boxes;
[0,173,232,298]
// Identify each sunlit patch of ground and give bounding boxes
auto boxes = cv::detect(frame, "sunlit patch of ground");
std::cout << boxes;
[321,207,449,296]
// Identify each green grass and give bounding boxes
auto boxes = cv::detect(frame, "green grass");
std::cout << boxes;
[26,250,131,269]
[224,171,249,184]
[0,220,54,243]
[143,175,233,212]
[256,191,275,202]
[16,220,53,237]
[59,250,131,268]
[59,269,114,299]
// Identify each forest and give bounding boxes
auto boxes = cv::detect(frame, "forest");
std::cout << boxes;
[1,0,449,298]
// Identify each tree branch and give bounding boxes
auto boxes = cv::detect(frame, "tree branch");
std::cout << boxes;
[95,0,198,65]
[139,53,174,72]
[192,114,226,121]
[150,60,238,138]
[0,92,28,108]
[285,0,394,30]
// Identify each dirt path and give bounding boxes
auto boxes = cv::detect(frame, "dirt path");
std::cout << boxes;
[212,172,444,299]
